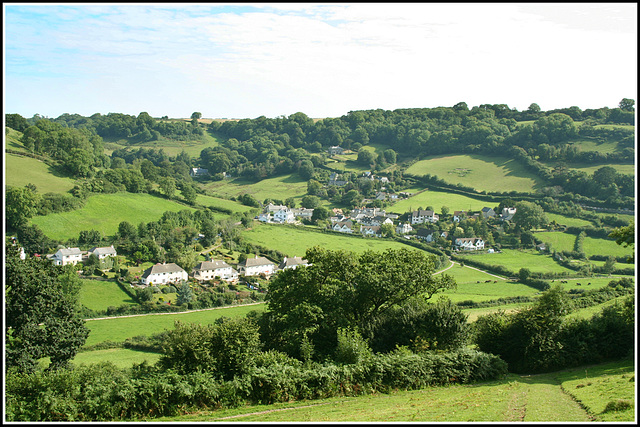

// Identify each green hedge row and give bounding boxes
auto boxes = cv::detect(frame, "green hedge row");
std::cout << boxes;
[5,348,507,421]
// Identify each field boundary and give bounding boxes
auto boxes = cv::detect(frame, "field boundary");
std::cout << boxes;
[84,301,265,321]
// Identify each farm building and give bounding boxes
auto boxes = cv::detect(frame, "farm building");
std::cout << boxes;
[88,245,117,259]
[454,237,485,251]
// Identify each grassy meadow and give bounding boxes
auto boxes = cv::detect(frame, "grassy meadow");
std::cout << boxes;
[241,222,419,257]
[405,154,545,193]
[196,193,256,213]
[78,279,137,312]
[457,249,576,275]
[82,303,265,347]
[202,174,309,202]
[30,192,196,241]
[535,231,635,259]
[72,348,162,369]
[388,189,494,215]
[149,358,635,422]
[5,152,76,194]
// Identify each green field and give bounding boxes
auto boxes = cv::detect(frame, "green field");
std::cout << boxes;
[103,130,221,158]
[405,154,545,193]
[568,162,635,176]
[535,231,635,259]
[242,222,420,257]
[5,152,76,194]
[72,348,162,369]
[5,127,29,152]
[457,249,576,275]
[202,174,309,202]
[30,192,196,241]
[83,303,265,347]
[389,189,495,215]
[78,279,137,312]
[545,213,594,228]
[151,358,636,422]
[196,193,256,213]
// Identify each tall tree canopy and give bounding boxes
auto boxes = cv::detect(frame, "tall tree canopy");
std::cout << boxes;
[262,246,455,359]
[5,244,89,373]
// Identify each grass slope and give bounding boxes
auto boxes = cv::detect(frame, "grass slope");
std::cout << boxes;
[457,249,575,275]
[405,154,545,193]
[389,188,494,215]
[30,192,196,241]
[78,279,138,312]
[150,358,639,422]
[203,174,308,202]
[83,303,265,347]
[5,152,76,194]
[242,222,421,257]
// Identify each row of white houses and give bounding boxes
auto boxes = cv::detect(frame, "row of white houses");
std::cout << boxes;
[139,255,309,286]
[258,203,314,224]
[47,246,118,266]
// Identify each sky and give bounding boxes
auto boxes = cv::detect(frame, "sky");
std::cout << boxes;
[3,2,638,120]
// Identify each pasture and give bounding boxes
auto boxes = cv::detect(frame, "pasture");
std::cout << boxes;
[535,231,635,259]
[30,192,196,241]
[404,154,545,193]
[457,249,576,275]
[5,152,76,194]
[149,359,640,422]
[5,127,28,152]
[82,303,266,347]
[72,348,162,369]
[545,213,594,228]
[202,174,308,202]
[389,189,494,215]
[568,162,635,176]
[78,279,137,312]
[241,222,422,257]
[196,194,256,213]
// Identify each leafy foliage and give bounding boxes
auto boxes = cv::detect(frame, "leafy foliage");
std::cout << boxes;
[5,245,89,373]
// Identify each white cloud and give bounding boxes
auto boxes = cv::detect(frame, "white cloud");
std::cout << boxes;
[4,3,636,118]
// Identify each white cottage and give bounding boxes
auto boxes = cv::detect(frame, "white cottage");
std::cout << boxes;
[238,256,277,277]
[50,247,83,266]
[140,263,188,285]
[192,260,238,282]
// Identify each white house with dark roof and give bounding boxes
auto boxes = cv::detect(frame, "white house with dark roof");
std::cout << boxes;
[278,256,309,270]
[140,263,188,285]
[273,207,295,223]
[410,210,439,225]
[501,207,517,221]
[361,225,381,237]
[454,237,485,251]
[50,247,83,266]
[190,167,209,177]
[481,207,496,219]
[332,219,354,233]
[238,256,277,277]
[395,222,413,235]
[89,245,117,260]
[192,260,238,282]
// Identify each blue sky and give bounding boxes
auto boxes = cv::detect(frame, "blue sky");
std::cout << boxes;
[3,3,637,119]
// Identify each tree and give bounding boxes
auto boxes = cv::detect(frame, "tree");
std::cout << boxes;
[380,222,395,237]
[307,179,322,195]
[158,176,176,198]
[342,189,362,209]
[191,112,202,119]
[356,148,377,166]
[6,186,40,230]
[440,205,450,217]
[180,183,197,205]
[593,166,617,187]
[300,195,320,209]
[6,113,30,132]
[159,317,260,379]
[5,245,89,373]
[513,201,548,231]
[176,281,193,306]
[263,246,455,359]
[298,160,315,180]
[383,149,397,164]
[117,221,138,241]
[609,221,634,263]
[311,206,329,224]
[618,98,634,111]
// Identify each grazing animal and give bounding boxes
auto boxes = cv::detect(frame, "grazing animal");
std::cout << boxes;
[576,283,581,286]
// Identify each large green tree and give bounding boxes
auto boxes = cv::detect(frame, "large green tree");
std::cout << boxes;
[262,246,455,359]
[5,245,89,373]
[6,186,40,230]
[513,200,548,231]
